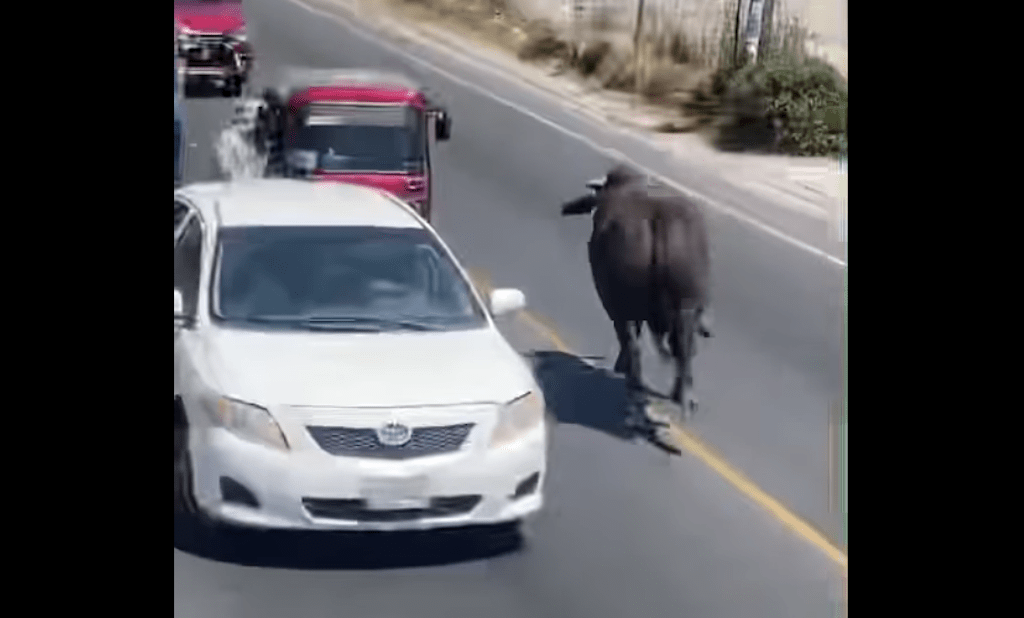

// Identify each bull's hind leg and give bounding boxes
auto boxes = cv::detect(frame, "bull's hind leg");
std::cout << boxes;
[613,320,647,428]
[612,320,641,374]
[670,309,699,419]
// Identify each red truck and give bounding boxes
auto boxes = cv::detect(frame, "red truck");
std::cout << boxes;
[242,68,452,221]
[174,0,253,97]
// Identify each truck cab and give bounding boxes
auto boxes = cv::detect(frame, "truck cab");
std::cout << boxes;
[252,69,451,221]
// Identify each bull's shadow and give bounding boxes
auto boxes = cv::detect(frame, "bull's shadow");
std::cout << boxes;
[530,350,679,445]
[173,512,523,569]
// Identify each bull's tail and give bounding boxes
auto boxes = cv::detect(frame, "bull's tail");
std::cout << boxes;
[648,214,674,361]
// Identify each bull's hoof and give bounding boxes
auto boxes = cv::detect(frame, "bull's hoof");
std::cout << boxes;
[624,411,646,429]
[682,396,699,420]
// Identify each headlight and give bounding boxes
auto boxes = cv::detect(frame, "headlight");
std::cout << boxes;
[210,396,290,451]
[229,28,247,42]
[490,391,545,448]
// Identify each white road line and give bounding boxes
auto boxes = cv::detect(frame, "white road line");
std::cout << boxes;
[288,0,847,268]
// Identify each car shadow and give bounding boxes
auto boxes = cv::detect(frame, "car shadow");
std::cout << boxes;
[173,512,524,569]
[529,349,681,446]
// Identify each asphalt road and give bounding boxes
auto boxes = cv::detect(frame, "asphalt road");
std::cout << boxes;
[174,0,846,616]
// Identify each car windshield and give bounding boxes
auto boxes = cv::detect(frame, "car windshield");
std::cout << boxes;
[287,104,425,173]
[212,226,487,332]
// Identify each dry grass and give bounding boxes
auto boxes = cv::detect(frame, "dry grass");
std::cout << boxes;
[383,0,842,149]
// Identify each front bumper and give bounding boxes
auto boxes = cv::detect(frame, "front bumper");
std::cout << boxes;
[190,422,546,532]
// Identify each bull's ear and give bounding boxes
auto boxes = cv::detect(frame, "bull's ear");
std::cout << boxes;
[585,176,607,191]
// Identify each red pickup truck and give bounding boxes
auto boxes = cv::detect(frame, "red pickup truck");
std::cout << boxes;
[244,68,452,222]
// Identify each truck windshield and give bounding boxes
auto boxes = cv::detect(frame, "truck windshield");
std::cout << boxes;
[289,104,426,174]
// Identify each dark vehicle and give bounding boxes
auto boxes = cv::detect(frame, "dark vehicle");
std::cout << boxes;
[236,68,452,221]
[174,0,253,97]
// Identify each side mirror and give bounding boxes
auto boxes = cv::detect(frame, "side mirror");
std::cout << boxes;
[434,111,451,141]
[489,288,526,317]
[174,289,191,327]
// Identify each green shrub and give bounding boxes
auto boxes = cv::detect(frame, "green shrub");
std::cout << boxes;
[715,57,847,156]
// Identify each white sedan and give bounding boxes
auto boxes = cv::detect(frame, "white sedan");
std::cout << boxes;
[174,179,547,538]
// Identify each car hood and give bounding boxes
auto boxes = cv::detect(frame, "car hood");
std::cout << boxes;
[203,325,535,408]
[174,4,245,33]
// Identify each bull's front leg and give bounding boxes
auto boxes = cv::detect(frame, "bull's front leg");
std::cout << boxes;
[613,320,647,428]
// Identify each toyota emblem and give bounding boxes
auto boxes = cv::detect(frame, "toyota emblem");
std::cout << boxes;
[377,422,412,447]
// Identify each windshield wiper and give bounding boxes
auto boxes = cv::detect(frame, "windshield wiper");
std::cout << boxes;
[229,315,383,332]
[302,316,443,332]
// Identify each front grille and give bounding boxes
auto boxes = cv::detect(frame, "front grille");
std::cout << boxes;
[185,46,232,65]
[180,35,236,65]
[302,495,482,522]
[307,423,474,459]
[191,33,227,45]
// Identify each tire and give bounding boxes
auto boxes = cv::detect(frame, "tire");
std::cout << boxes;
[173,398,198,515]
[225,77,243,98]
[174,399,230,551]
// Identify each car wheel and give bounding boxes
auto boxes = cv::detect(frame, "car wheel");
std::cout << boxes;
[174,398,231,551]
[224,78,242,98]
[173,398,198,514]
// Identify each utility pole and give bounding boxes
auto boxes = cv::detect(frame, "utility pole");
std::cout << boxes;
[743,0,765,64]
[633,0,647,101]
[732,0,744,67]
[756,0,777,61]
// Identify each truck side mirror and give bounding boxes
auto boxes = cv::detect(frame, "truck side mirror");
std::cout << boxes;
[434,111,451,141]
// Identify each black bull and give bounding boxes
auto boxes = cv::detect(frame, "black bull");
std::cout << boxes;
[561,165,712,423]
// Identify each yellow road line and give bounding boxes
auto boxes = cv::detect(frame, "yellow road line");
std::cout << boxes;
[500,277,848,570]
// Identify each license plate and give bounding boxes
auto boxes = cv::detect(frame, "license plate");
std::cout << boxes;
[360,476,428,510]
